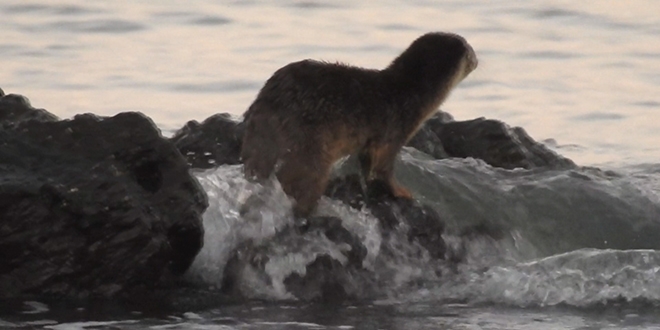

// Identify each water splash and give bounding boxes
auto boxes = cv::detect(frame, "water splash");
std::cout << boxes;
[185,164,443,299]
[418,249,660,307]
[186,165,294,287]
[186,156,660,306]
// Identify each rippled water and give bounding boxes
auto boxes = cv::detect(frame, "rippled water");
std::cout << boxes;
[3,1,660,329]
[2,0,660,166]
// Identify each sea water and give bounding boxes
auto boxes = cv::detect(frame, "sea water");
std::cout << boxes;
[2,1,660,329]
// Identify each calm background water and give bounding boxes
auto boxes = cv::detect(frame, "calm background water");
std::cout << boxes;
[3,1,660,330]
[2,0,659,166]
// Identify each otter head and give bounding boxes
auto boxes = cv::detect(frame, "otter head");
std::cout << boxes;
[388,32,478,93]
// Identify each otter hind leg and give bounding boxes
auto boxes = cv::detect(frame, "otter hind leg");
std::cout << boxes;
[360,144,412,200]
[241,112,282,181]
[276,150,335,218]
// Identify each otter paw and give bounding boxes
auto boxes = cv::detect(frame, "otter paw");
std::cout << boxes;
[367,179,413,200]
[391,184,413,200]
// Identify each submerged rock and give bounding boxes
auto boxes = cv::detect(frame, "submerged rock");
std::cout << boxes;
[170,113,244,169]
[222,216,370,302]
[326,174,447,259]
[220,174,448,302]
[0,92,207,299]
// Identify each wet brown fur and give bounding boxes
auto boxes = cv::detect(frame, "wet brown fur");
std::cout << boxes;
[241,32,478,217]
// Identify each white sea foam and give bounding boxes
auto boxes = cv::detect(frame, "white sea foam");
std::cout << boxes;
[185,154,660,306]
[186,165,293,287]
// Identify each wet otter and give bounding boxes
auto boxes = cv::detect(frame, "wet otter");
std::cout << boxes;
[241,32,477,217]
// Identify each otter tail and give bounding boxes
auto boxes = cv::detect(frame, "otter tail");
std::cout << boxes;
[241,109,283,181]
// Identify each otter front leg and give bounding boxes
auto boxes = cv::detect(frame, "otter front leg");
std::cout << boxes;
[359,144,413,200]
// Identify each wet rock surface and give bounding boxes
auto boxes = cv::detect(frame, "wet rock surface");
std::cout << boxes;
[325,174,447,259]
[222,215,370,302]
[0,91,207,299]
[170,113,244,169]
[406,111,453,160]
[0,89,59,125]
[220,174,449,302]
[409,113,576,170]
[0,88,574,302]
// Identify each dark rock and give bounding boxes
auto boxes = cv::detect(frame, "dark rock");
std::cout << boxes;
[219,174,443,300]
[323,171,366,210]
[406,110,454,158]
[284,216,369,302]
[369,199,446,259]
[0,93,207,299]
[170,113,243,169]
[325,174,447,260]
[406,124,450,159]
[173,109,573,171]
[408,113,575,169]
[0,92,59,125]
[299,216,368,266]
[283,255,352,303]
[221,216,370,302]
[434,110,456,123]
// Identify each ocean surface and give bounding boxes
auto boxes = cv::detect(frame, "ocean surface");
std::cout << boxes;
[2,1,660,329]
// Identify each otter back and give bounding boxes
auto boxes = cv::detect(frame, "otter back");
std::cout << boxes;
[240,32,477,217]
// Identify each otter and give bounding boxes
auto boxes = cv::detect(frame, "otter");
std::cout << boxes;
[241,32,477,217]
